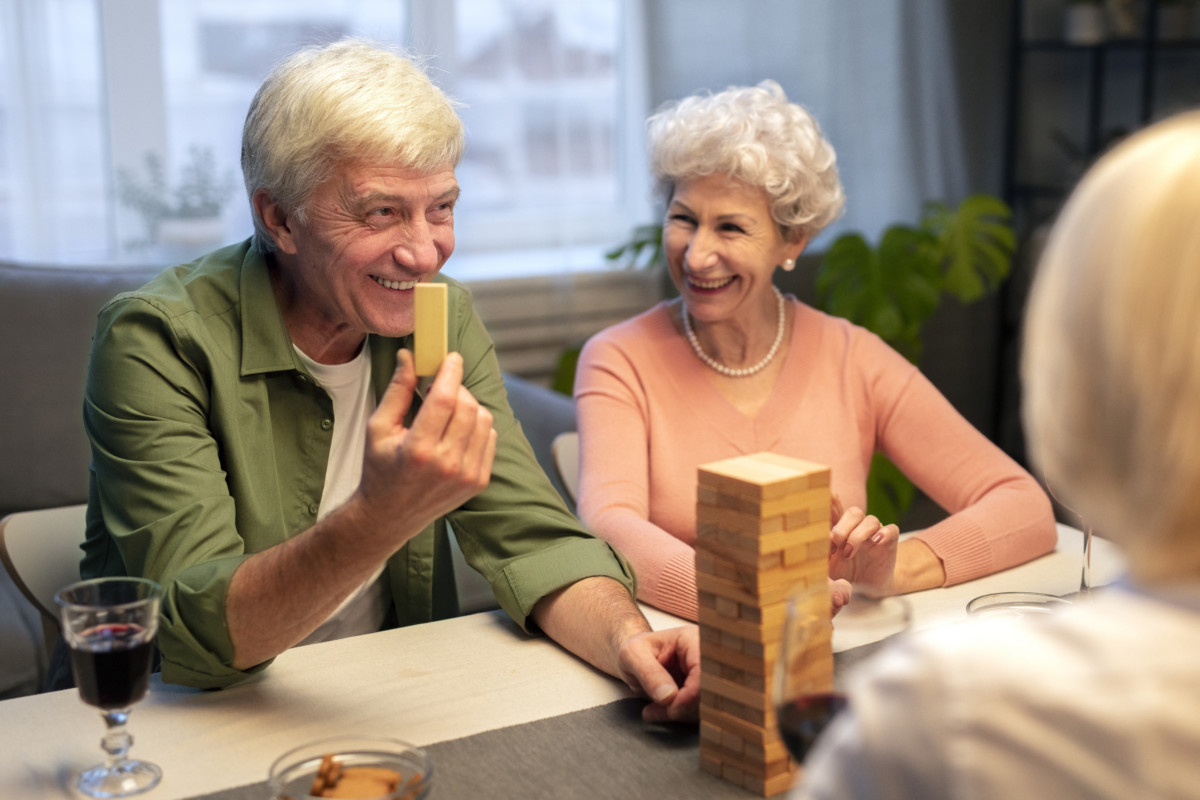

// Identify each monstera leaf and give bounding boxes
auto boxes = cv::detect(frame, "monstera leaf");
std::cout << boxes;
[817,226,942,363]
[923,195,1015,303]
[816,194,1015,523]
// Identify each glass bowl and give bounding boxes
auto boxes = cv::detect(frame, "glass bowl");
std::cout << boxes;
[966,591,1071,619]
[268,736,432,800]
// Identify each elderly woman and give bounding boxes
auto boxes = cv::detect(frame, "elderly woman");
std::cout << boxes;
[574,81,1055,621]
[795,111,1200,800]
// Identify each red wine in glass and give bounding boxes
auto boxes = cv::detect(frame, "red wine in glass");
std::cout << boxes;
[777,691,849,762]
[68,623,155,711]
[56,577,163,798]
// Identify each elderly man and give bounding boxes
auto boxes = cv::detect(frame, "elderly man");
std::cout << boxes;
[74,38,697,722]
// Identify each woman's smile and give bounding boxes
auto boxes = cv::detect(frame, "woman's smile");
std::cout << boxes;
[686,275,736,293]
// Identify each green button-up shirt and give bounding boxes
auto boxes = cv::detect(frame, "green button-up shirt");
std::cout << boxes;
[81,240,635,688]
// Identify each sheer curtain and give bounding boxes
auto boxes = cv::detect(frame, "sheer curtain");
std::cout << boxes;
[1,0,980,269]
[645,0,974,249]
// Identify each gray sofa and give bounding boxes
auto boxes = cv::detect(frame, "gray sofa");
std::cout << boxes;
[0,259,579,697]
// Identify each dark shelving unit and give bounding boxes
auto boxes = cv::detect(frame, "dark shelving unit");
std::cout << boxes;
[995,0,1200,464]
[1003,0,1200,235]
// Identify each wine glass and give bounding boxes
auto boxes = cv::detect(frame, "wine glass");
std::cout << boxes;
[55,577,163,798]
[775,585,912,764]
[1045,480,1093,595]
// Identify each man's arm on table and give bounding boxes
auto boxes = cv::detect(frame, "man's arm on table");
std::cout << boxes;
[532,576,700,723]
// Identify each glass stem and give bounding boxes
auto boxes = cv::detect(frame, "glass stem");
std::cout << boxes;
[1080,526,1093,594]
[100,709,134,769]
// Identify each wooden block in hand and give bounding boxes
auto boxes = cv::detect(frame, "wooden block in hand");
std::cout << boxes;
[414,282,448,376]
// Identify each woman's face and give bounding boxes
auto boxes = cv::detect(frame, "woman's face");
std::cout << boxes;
[663,173,803,324]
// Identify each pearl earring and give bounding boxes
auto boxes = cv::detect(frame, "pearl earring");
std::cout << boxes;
[782,258,795,272]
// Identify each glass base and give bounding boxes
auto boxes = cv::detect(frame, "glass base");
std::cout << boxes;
[77,759,162,798]
[966,591,1071,619]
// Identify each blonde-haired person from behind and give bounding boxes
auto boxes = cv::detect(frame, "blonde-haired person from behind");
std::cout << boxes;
[574,80,1056,621]
[795,111,1200,799]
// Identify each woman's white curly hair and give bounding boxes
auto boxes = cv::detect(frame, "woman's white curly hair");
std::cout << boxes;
[647,80,845,239]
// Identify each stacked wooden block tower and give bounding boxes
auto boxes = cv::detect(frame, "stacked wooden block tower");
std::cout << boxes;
[695,452,834,797]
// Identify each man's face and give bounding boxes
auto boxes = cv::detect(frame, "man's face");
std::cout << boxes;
[279,160,459,346]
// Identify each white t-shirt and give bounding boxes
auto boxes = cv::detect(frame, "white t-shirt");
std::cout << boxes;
[794,582,1200,800]
[292,341,390,645]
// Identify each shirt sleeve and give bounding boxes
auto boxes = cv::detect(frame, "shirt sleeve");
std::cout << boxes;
[857,332,1057,584]
[442,280,638,630]
[573,326,700,621]
[83,293,267,689]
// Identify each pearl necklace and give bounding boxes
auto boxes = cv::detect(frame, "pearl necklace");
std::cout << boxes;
[682,286,786,378]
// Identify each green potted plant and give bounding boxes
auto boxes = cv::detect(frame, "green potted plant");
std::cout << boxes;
[816,194,1015,522]
[116,144,236,252]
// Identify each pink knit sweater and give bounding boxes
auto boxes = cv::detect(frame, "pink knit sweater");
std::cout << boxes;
[574,297,1056,621]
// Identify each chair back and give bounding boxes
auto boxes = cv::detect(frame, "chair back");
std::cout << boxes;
[0,504,87,652]
[551,431,581,507]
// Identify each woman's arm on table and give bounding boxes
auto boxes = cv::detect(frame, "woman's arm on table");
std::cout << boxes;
[873,346,1056,588]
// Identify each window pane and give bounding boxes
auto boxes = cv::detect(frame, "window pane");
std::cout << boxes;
[452,0,635,257]
[0,0,106,262]
[143,1,407,262]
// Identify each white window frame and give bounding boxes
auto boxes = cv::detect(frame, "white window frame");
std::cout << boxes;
[3,0,652,277]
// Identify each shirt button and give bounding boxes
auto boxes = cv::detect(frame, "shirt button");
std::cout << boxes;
[308,503,319,515]
[321,418,332,430]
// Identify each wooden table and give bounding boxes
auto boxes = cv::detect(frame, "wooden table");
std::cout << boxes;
[0,525,1121,799]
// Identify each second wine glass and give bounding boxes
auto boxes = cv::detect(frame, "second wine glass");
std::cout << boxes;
[775,585,912,764]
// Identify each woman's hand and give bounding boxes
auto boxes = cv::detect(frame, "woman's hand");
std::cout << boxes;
[827,494,900,596]
[830,577,852,616]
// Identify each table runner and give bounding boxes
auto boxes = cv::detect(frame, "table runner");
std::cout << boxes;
[183,645,891,800]
[184,698,763,800]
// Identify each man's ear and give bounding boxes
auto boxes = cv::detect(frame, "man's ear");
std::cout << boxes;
[253,190,298,255]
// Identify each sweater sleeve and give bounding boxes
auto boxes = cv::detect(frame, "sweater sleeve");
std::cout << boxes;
[861,333,1057,584]
[574,324,700,621]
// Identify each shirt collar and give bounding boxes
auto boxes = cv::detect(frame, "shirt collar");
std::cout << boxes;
[238,242,305,376]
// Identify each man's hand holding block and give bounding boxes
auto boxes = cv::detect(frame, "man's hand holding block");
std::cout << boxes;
[413,282,448,376]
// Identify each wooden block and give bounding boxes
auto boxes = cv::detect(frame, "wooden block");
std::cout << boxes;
[701,704,772,745]
[715,595,740,618]
[699,639,771,676]
[696,561,827,606]
[719,629,744,651]
[699,608,773,644]
[700,720,723,745]
[697,516,828,560]
[696,504,787,539]
[764,768,801,796]
[698,453,831,501]
[696,550,741,580]
[701,671,776,712]
[700,485,831,520]
[413,282,448,376]
[744,736,792,764]
[752,452,832,486]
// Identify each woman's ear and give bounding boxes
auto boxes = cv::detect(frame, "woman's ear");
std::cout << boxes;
[780,229,809,269]
[253,190,298,255]
[787,229,810,259]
